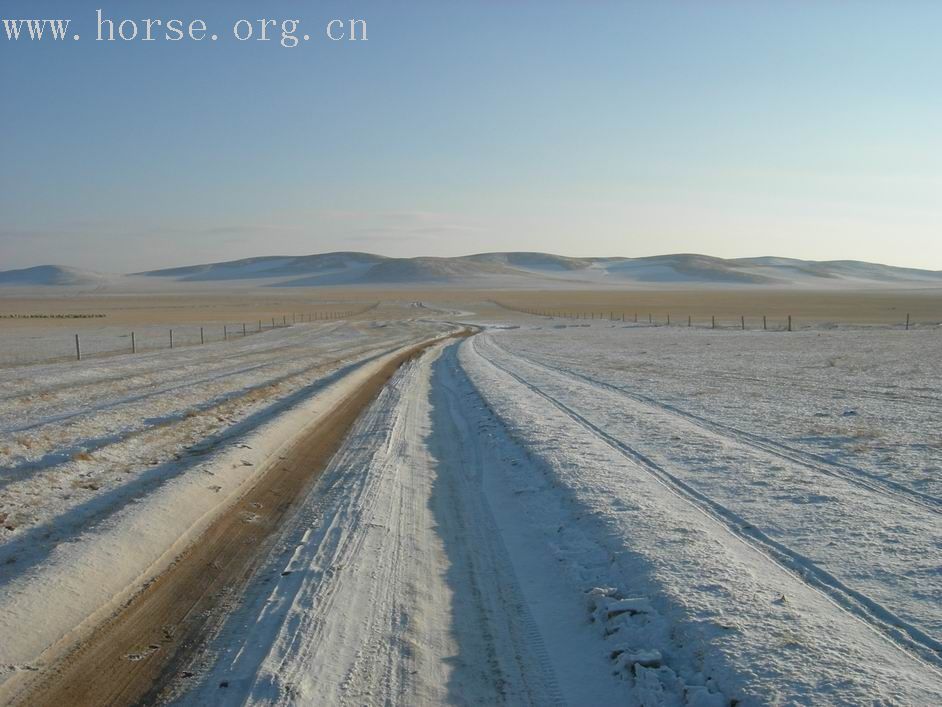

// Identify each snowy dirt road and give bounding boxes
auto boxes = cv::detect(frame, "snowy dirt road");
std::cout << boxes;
[180,341,589,705]
[176,329,941,706]
[3,315,940,706]
[0,319,453,702]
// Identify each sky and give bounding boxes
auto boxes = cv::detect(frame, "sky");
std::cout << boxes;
[2,1,941,272]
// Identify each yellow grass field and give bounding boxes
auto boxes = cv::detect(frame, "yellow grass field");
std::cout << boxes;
[488,289,942,327]
[1,288,940,333]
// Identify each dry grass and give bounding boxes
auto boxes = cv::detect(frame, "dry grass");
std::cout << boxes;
[489,289,942,326]
[0,291,381,331]
[0,286,939,333]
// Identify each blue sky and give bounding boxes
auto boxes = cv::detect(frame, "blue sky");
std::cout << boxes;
[2,1,940,271]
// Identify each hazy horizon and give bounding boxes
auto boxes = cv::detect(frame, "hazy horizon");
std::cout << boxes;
[4,1,941,272]
[5,248,942,277]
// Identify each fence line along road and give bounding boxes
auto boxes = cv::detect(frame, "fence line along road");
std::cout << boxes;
[1,305,379,368]
[491,300,933,332]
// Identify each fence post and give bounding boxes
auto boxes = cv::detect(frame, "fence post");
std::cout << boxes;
[741,315,745,331]
[712,316,716,329]
[283,315,287,326]
[170,329,174,349]
[688,315,691,327]
[906,313,910,330]
[131,331,136,353]
[763,315,767,331]
[788,315,792,332]
[667,313,671,326]
[224,325,228,341]
[243,323,247,336]
[272,317,275,328]
[648,313,652,324]
[75,334,81,361]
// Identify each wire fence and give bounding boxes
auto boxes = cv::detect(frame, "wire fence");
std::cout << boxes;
[492,301,935,332]
[0,305,379,367]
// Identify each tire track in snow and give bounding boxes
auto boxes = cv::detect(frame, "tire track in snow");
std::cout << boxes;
[434,348,566,706]
[2,328,393,435]
[0,337,414,483]
[0,350,399,583]
[472,336,942,674]
[490,340,942,515]
[0,322,349,405]
[6,334,462,707]
[176,339,563,706]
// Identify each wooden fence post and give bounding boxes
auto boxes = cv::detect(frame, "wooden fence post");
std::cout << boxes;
[75,334,81,361]
[131,331,136,353]
[243,323,247,336]
[712,316,716,329]
[688,315,691,327]
[667,313,671,326]
[906,313,910,330]
[741,315,745,330]
[788,315,792,332]
[763,315,767,331]
[170,329,174,349]
[201,327,204,345]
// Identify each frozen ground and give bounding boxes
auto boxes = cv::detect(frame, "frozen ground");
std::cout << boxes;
[0,318,451,678]
[174,321,940,705]
[0,322,273,366]
[462,324,942,703]
[1,309,940,704]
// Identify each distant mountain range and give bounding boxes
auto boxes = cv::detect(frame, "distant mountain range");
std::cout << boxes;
[2,252,942,290]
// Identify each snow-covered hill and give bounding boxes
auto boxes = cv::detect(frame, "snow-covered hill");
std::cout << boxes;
[3,252,941,290]
[132,251,942,288]
[0,265,113,287]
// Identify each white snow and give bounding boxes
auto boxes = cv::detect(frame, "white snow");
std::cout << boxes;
[181,342,609,704]
[172,320,942,704]
[2,308,940,704]
[6,251,942,291]
[0,319,452,681]
[459,323,942,703]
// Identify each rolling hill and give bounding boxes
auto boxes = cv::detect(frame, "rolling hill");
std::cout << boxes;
[2,253,941,290]
[0,265,114,287]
